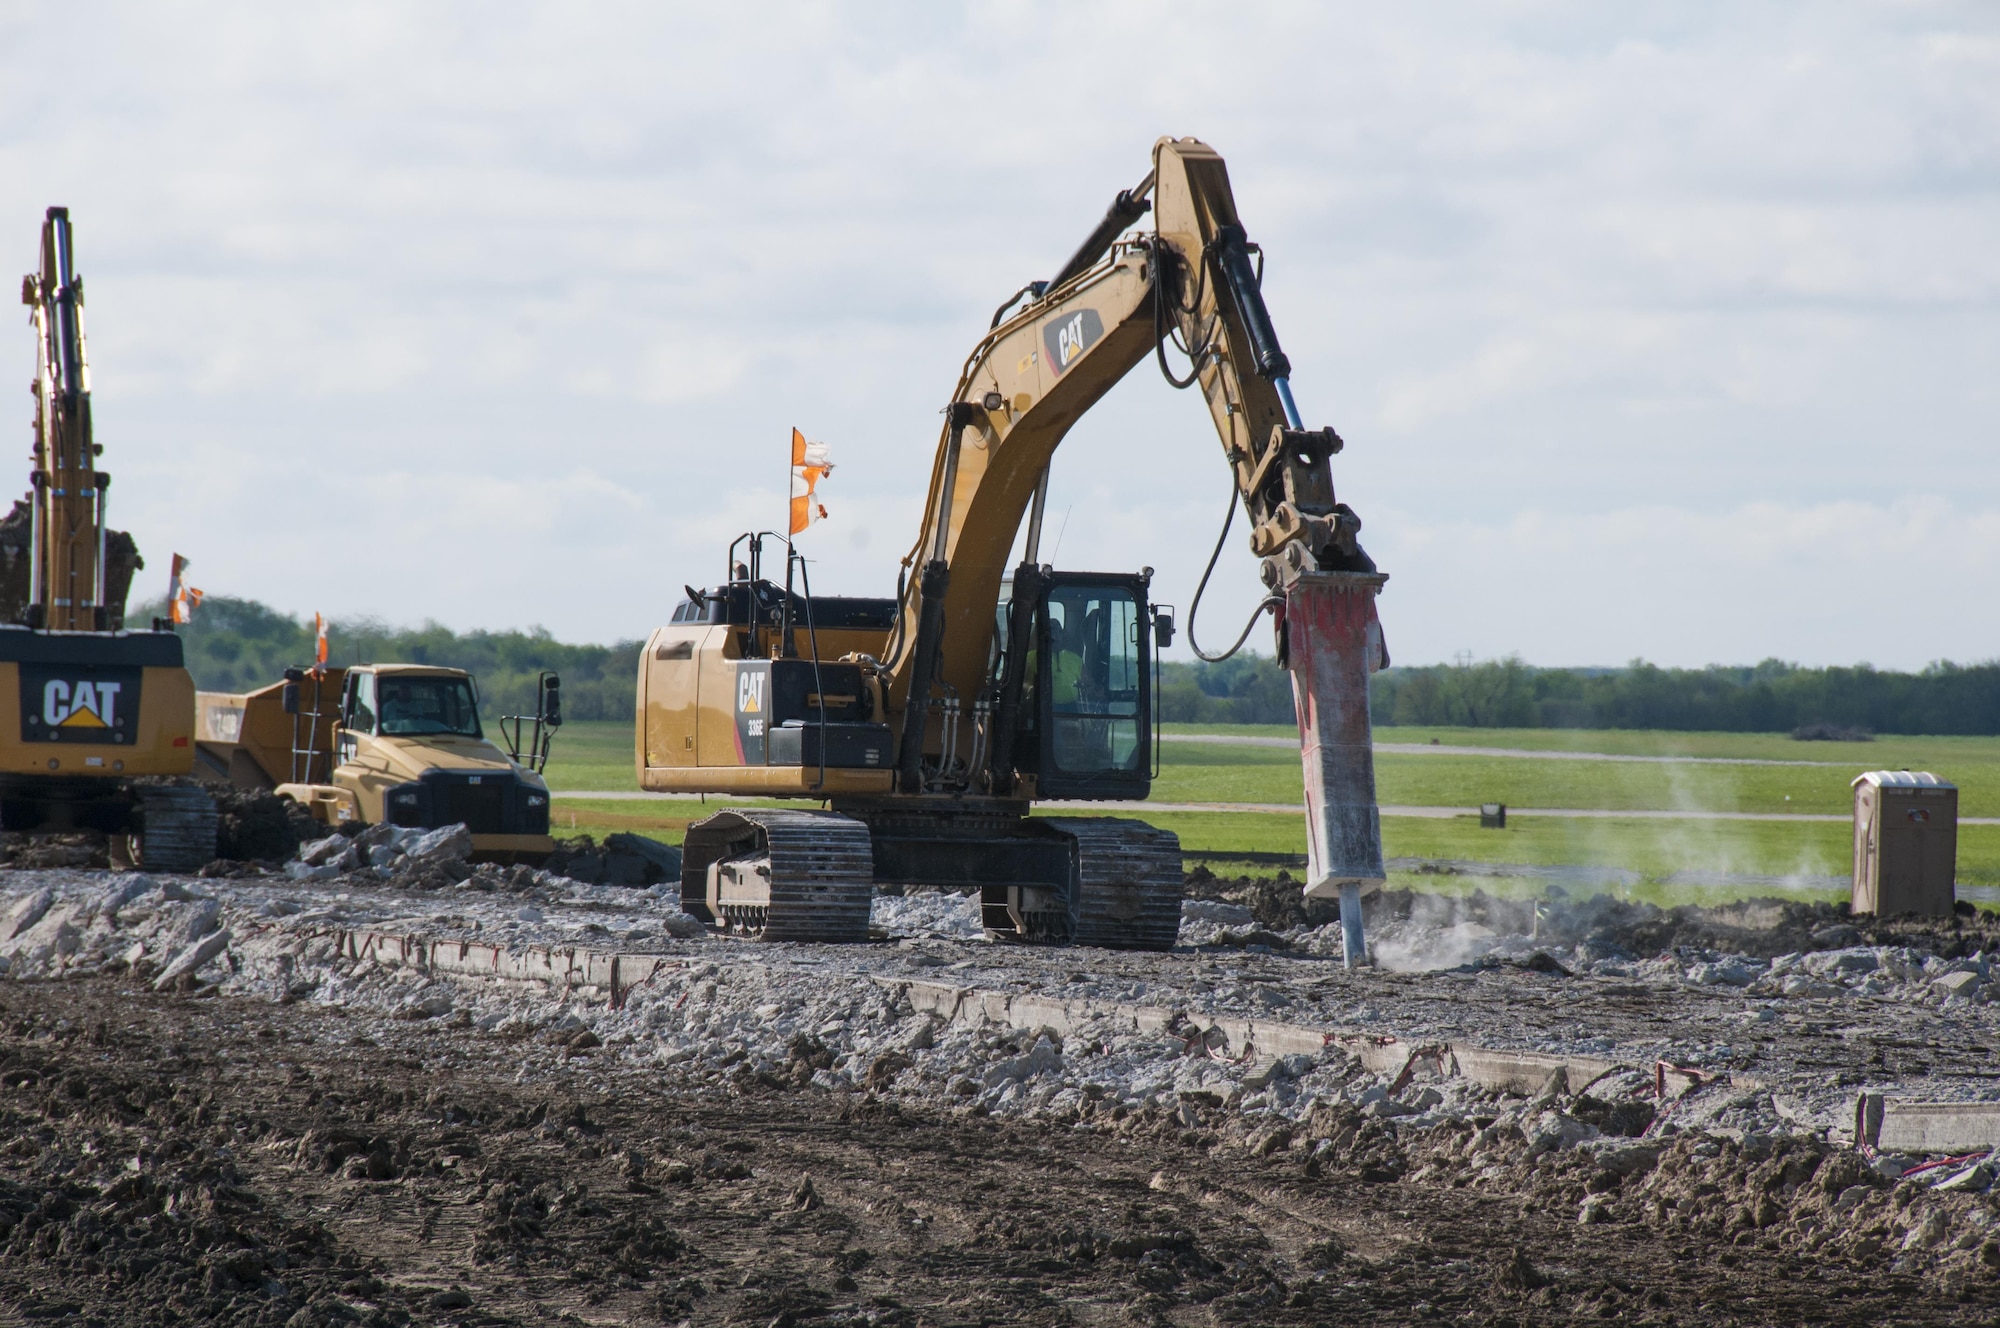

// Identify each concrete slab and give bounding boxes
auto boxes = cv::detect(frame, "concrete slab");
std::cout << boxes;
[342,926,1981,1158]
[1453,1046,1619,1097]
[336,927,682,1010]
[1856,1093,2000,1155]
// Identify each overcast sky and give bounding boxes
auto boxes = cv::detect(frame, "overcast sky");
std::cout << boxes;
[2,2,1994,669]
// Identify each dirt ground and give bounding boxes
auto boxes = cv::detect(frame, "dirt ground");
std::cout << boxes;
[1,976,1993,1327]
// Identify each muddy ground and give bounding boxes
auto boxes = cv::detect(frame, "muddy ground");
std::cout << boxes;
[0,976,1993,1328]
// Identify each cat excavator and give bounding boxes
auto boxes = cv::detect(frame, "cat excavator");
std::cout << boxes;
[640,137,1387,959]
[0,208,215,869]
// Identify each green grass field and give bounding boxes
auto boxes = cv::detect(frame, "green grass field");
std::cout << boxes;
[1157,725,2000,817]
[542,721,638,793]
[542,720,1996,892]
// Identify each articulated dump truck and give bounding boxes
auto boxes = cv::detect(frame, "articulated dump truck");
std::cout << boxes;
[196,665,562,863]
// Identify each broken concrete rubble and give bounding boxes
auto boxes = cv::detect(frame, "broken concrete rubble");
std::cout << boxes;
[0,864,1996,1293]
[292,821,474,882]
[277,823,685,901]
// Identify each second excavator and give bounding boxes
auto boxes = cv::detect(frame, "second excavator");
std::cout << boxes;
[638,137,1388,960]
[0,207,214,870]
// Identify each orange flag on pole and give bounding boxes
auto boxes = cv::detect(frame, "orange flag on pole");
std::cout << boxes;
[313,613,329,674]
[166,554,204,625]
[789,428,833,535]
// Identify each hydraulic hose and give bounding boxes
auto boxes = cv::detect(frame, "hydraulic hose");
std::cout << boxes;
[1185,486,1279,664]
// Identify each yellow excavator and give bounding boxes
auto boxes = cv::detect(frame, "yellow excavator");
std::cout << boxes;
[640,137,1387,959]
[0,208,214,869]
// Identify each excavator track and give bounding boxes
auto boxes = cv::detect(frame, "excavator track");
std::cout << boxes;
[1041,817,1185,952]
[680,808,874,944]
[136,784,219,874]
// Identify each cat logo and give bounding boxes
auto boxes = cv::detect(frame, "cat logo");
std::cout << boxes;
[733,662,772,763]
[1042,308,1104,378]
[18,665,143,745]
[44,679,123,730]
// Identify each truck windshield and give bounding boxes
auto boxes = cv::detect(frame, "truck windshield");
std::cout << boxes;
[376,676,482,737]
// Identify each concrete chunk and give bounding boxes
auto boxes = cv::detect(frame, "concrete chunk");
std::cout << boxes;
[1933,970,1979,996]
[1594,1142,1664,1177]
[154,930,231,989]
[1242,1056,1283,1090]
[298,835,348,867]
[404,824,474,864]
[1930,1162,1992,1193]
[180,898,222,944]
[1687,957,1765,987]
[4,888,53,941]
[95,876,152,922]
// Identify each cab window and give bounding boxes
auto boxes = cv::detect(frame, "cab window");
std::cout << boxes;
[376,676,482,738]
[1043,585,1142,776]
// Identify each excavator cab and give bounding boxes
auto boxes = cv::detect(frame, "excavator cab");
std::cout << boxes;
[1001,570,1160,801]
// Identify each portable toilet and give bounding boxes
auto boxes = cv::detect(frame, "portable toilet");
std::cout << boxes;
[1851,771,1958,917]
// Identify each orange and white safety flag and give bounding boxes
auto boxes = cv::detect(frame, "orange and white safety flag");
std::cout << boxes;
[313,613,329,673]
[788,427,833,535]
[166,554,203,625]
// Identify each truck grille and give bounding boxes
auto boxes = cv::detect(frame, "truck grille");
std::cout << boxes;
[436,780,508,834]
[385,772,546,836]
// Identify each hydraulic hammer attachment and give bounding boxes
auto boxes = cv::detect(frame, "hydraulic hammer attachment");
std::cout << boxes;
[1200,188,1389,968]
[1278,571,1389,967]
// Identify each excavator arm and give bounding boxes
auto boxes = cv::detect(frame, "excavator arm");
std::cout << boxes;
[884,137,1388,956]
[21,207,111,633]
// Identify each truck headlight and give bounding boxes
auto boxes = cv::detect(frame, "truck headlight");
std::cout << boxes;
[526,793,547,808]
[390,790,419,808]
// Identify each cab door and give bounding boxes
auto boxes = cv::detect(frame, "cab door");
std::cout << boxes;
[1033,576,1152,800]
[335,670,374,769]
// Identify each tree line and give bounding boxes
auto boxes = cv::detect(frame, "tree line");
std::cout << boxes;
[1161,654,2000,736]
[155,596,2000,736]
[147,595,643,723]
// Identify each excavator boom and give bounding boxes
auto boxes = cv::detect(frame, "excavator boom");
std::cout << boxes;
[23,207,109,633]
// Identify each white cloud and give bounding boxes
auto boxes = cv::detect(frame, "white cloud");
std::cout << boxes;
[0,0,1991,669]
